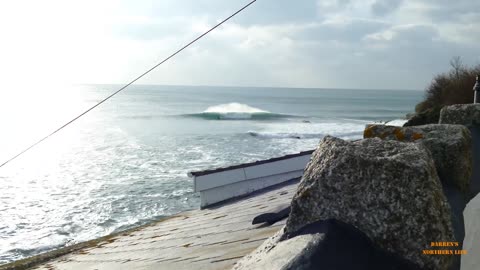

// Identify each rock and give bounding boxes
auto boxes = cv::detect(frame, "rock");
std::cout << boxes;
[404,107,441,126]
[439,104,480,126]
[461,194,480,270]
[439,104,480,199]
[233,219,420,270]
[406,112,416,119]
[285,136,455,270]
[363,123,472,264]
[468,126,480,199]
[232,227,317,270]
[363,124,472,193]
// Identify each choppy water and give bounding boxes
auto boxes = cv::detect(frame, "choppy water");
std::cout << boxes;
[0,85,422,264]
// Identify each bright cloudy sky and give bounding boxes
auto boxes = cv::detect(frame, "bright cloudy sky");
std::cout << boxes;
[0,0,479,90]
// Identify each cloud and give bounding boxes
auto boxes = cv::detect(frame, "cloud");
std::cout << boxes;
[297,19,389,43]
[411,0,480,21]
[371,0,404,16]
[0,0,479,90]
[317,0,351,12]
[364,24,438,44]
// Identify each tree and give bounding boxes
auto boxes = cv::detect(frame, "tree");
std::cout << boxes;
[449,56,464,80]
[408,57,479,126]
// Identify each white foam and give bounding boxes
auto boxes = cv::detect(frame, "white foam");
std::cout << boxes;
[248,131,306,139]
[248,121,367,141]
[204,103,269,114]
[385,119,408,126]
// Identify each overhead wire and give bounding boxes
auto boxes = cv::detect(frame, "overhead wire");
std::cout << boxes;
[0,0,257,169]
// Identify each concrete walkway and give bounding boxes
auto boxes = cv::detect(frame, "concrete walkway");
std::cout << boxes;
[18,182,298,270]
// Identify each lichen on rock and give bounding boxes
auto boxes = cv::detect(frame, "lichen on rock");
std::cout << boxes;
[284,136,455,270]
[363,124,472,193]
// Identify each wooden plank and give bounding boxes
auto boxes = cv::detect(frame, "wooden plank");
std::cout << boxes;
[25,182,298,270]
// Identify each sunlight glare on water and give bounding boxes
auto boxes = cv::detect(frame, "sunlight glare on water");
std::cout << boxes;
[0,85,422,264]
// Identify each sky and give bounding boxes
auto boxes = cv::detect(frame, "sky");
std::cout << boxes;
[0,0,479,90]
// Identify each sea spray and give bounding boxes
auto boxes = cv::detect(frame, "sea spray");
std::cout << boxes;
[181,103,302,120]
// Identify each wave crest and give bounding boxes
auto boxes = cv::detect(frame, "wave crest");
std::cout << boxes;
[204,103,269,114]
[182,103,299,120]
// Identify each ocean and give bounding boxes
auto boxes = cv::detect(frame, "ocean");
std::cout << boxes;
[0,84,422,264]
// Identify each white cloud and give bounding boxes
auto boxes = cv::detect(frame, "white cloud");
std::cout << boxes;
[0,0,478,90]
[371,0,404,16]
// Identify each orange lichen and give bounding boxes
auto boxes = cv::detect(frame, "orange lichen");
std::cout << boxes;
[394,128,405,141]
[412,133,424,140]
[363,125,375,138]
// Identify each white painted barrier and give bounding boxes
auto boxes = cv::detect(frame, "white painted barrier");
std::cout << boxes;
[189,151,313,208]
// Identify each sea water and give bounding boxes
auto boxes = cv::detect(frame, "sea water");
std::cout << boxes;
[0,84,422,263]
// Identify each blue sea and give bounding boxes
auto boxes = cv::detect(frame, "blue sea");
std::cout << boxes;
[0,84,422,264]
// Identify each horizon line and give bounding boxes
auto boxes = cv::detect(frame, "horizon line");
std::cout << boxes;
[76,83,423,92]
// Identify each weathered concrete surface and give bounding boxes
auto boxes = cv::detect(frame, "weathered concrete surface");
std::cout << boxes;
[1,182,298,270]
[461,193,480,270]
[439,104,480,126]
[234,219,420,270]
[285,136,455,270]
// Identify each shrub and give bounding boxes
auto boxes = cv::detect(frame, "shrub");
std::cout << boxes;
[404,57,479,127]
[416,58,480,114]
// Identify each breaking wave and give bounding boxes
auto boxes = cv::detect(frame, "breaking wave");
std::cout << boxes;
[181,103,301,120]
[385,119,408,126]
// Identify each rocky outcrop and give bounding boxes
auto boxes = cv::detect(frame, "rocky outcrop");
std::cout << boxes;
[439,104,480,126]
[233,220,420,270]
[363,124,472,193]
[284,136,455,270]
[404,107,441,126]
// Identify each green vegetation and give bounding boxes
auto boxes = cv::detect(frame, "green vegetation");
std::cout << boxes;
[407,57,480,126]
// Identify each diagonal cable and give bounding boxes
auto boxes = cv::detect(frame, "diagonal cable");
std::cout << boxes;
[0,0,257,169]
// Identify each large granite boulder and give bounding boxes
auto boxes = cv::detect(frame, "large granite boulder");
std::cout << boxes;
[285,136,455,270]
[363,124,472,193]
[233,220,420,270]
[364,124,472,270]
[439,104,480,200]
[439,104,480,126]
